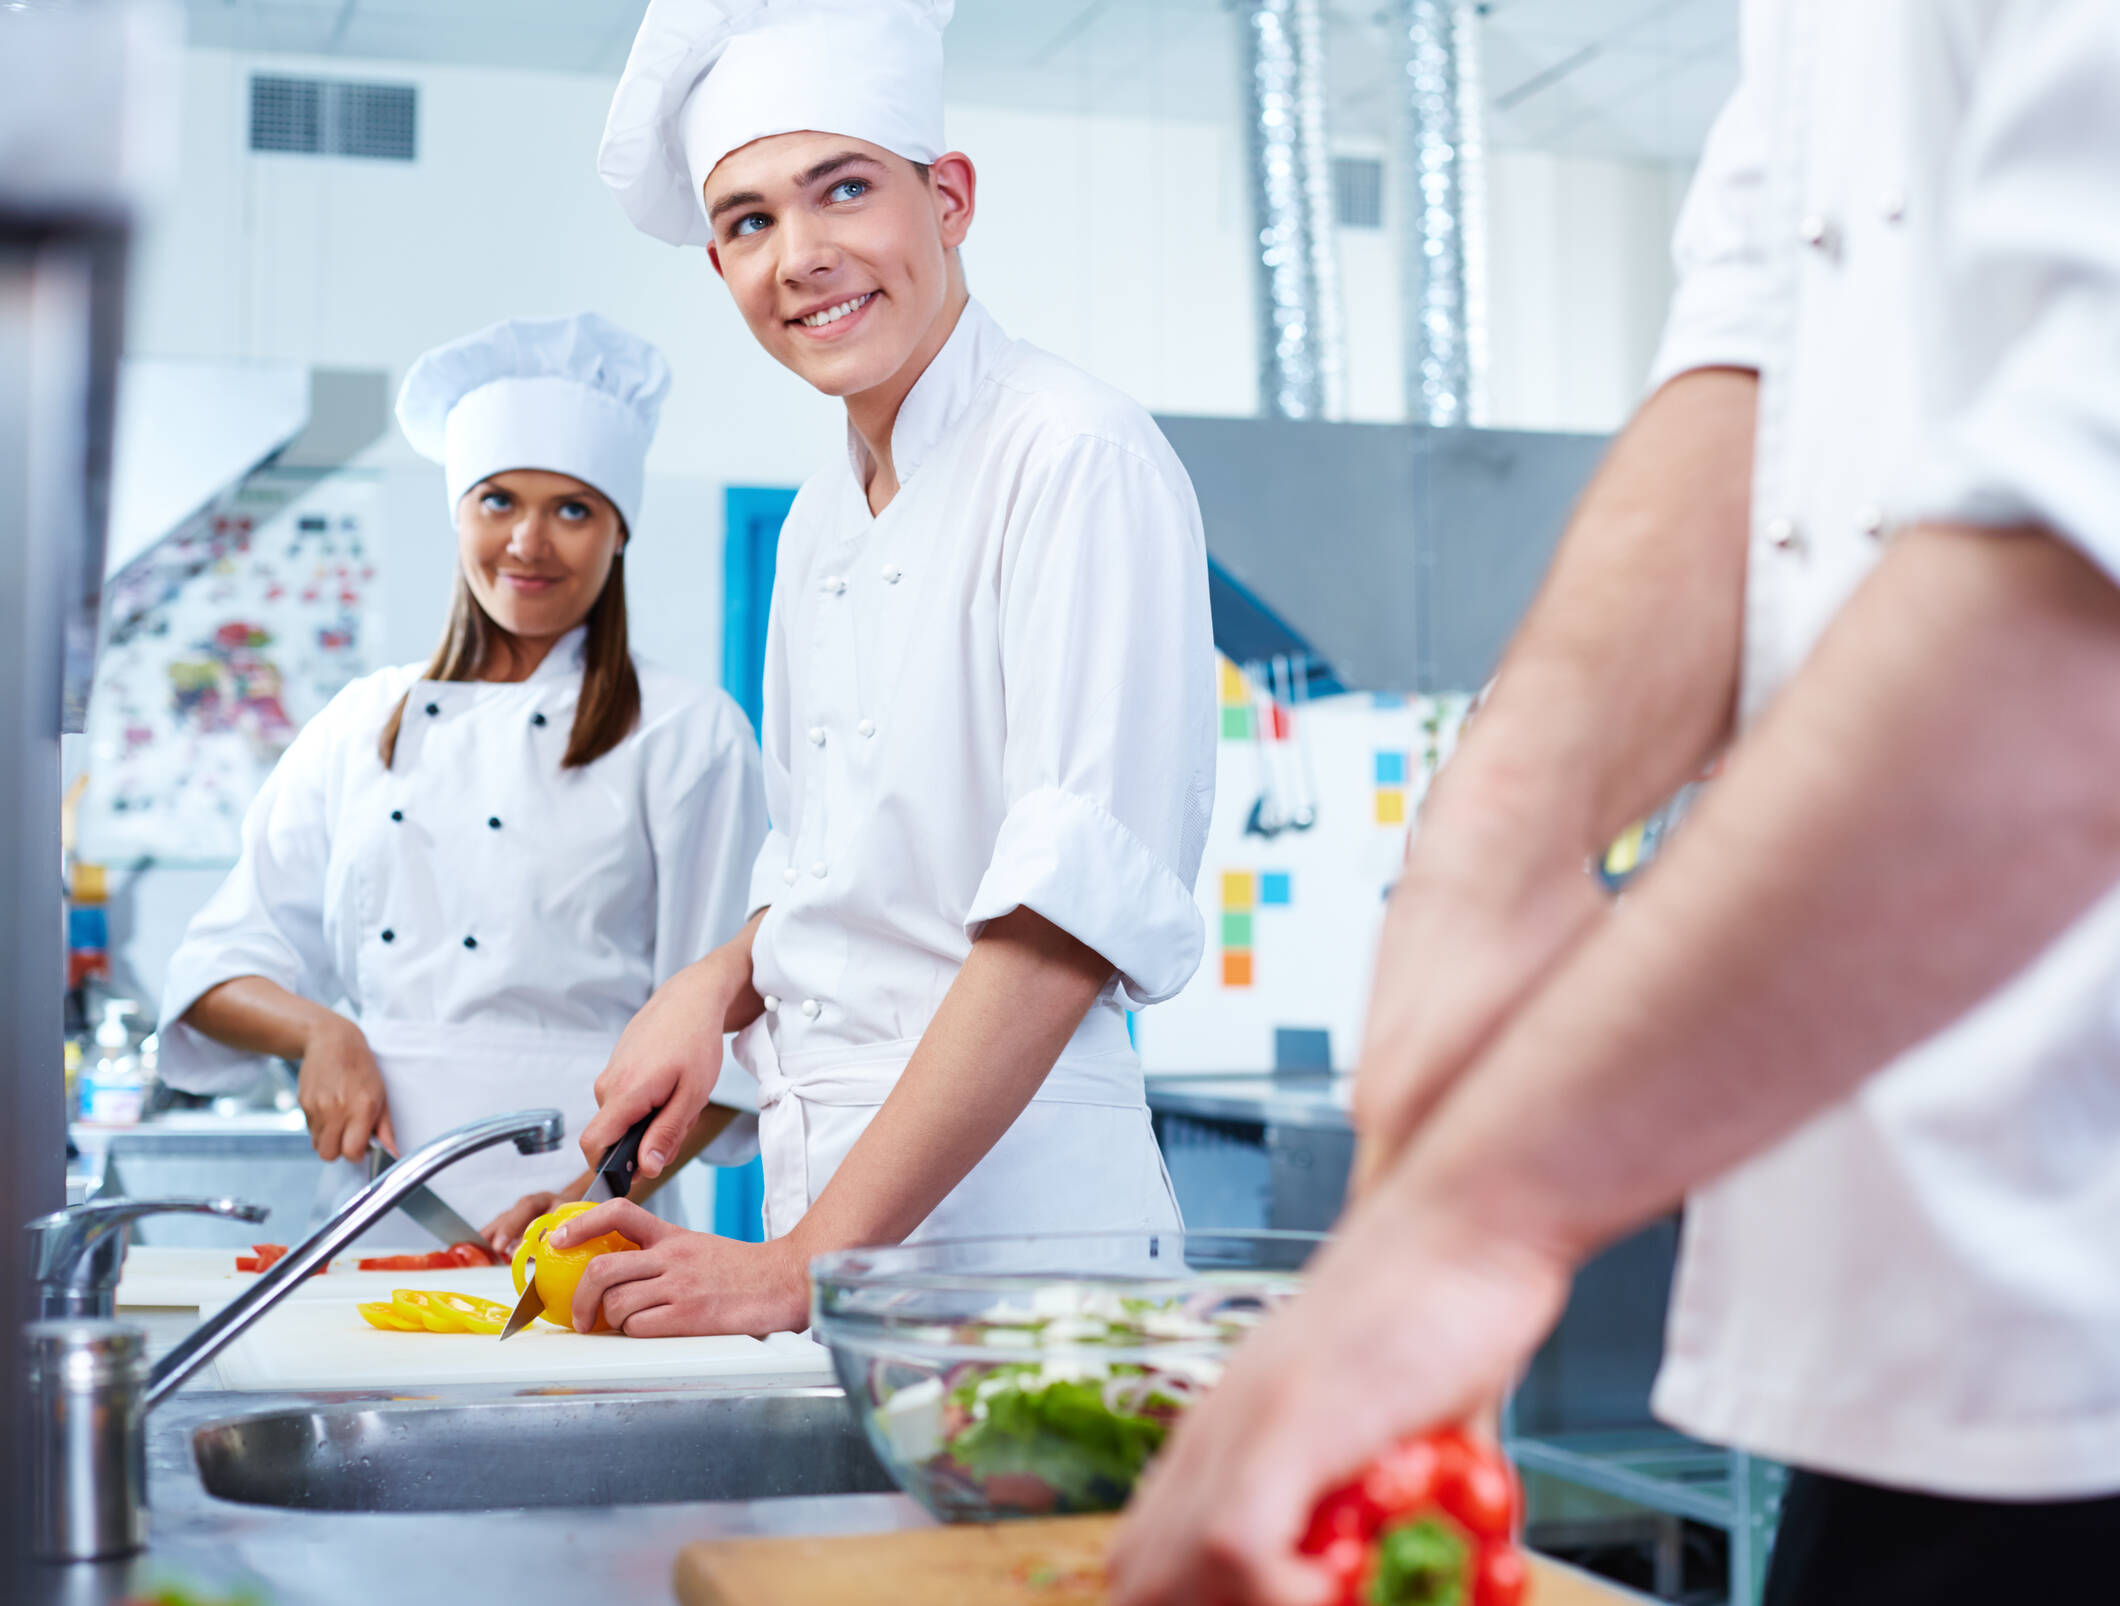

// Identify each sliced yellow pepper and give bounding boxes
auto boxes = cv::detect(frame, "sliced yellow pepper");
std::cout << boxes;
[391,1289,467,1333]
[358,1300,424,1333]
[435,1291,513,1336]
[385,1288,514,1335]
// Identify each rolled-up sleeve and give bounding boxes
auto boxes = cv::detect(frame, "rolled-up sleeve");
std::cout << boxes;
[1646,11,1777,392]
[1893,0,2120,575]
[156,705,343,1092]
[964,434,1216,1007]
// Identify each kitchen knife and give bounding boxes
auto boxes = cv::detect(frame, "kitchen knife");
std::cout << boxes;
[498,1256,544,1341]
[580,1110,656,1203]
[365,1139,489,1248]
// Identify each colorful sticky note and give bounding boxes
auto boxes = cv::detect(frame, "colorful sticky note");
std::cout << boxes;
[1258,872,1292,906]
[1220,705,1254,741]
[1221,870,1256,910]
[1374,788,1407,825]
[1374,750,1407,786]
[1221,911,1254,948]
[1218,659,1249,705]
[1222,950,1254,988]
[1604,822,1646,878]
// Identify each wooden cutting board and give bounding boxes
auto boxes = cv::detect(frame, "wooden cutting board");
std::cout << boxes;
[674,1515,1645,1606]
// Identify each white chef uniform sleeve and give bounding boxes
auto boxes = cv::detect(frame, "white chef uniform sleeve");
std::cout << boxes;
[643,688,768,1165]
[156,697,346,1094]
[963,433,1216,1007]
[1894,0,2120,578]
[1645,9,1775,391]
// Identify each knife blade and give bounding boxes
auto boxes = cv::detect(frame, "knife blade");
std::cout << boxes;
[498,1256,544,1341]
[365,1139,489,1249]
[580,1110,656,1203]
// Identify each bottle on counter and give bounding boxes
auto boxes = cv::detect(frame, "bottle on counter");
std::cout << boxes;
[76,999,150,1127]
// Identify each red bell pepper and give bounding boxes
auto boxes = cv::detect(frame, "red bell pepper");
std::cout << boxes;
[1300,1427,1528,1606]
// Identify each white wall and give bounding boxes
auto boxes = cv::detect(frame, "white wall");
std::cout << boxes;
[108,44,1691,1027]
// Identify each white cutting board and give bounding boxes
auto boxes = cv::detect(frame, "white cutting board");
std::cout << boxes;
[203,1292,836,1391]
[117,1246,515,1310]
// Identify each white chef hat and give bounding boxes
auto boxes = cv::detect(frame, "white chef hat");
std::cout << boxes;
[395,312,671,534]
[599,0,954,249]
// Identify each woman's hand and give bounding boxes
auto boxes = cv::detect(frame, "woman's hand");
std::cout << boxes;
[547,1199,811,1337]
[578,951,746,1181]
[297,1014,395,1162]
[483,1189,564,1256]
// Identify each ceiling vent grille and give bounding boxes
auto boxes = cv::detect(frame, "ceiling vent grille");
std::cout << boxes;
[1332,156,1384,229]
[249,75,417,162]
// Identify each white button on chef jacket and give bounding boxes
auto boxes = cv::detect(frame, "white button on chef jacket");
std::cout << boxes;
[155,628,769,1219]
[734,298,1214,1245]
[1645,0,2120,1500]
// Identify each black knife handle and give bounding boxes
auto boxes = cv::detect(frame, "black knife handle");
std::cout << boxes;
[595,1110,656,1199]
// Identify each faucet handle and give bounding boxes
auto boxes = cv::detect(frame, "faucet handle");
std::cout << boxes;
[27,1197,271,1319]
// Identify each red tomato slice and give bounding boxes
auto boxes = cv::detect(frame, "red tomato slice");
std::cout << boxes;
[235,1256,263,1273]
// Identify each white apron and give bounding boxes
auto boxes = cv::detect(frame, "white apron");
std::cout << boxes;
[740,1021,1181,1243]
[313,1019,614,1231]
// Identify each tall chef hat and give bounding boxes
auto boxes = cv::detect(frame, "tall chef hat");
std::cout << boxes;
[395,312,671,534]
[599,0,955,249]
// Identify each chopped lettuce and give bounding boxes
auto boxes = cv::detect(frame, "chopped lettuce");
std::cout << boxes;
[944,1367,1169,1510]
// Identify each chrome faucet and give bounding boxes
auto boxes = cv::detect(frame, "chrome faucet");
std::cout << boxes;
[26,1108,564,1561]
[27,1196,272,1320]
[144,1106,564,1407]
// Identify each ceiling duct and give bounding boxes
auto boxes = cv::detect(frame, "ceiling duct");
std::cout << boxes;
[1395,0,1488,427]
[1238,0,1345,421]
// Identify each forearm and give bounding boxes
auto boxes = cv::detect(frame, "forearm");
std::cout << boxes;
[1393,523,2120,1263]
[1421,366,1755,867]
[706,910,769,1034]
[790,907,1112,1251]
[184,975,349,1060]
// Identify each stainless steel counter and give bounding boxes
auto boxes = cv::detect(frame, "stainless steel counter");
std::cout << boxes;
[27,1378,932,1606]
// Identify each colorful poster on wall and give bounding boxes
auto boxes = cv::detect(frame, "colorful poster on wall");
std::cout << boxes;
[78,469,382,866]
[1135,667,1472,1075]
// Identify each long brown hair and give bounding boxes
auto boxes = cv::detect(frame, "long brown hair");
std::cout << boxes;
[377,550,641,771]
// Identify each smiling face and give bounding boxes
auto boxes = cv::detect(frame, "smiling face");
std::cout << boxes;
[455,469,625,648]
[703,132,975,401]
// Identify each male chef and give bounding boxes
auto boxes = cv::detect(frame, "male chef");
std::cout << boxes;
[1112,3,2120,1603]
[541,0,1214,1338]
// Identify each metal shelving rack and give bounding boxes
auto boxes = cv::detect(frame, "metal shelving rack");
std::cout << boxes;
[1505,1419,1786,1606]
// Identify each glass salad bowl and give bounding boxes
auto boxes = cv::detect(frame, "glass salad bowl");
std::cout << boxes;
[810,1230,1325,1523]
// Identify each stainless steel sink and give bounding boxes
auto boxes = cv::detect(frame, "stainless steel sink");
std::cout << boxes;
[192,1385,897,1512]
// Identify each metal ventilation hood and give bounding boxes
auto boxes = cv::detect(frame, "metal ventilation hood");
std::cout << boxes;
[1157,414,1609,695]
[105,359,390,582]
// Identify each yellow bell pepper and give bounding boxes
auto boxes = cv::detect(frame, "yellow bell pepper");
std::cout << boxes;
[358,1300,424,1333]
[511,1201,639,1332]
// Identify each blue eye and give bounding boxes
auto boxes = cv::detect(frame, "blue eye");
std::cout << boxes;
[557,501,591,522]
[480,491,512,514]
[827,178,869,203]
[731,212,769,237]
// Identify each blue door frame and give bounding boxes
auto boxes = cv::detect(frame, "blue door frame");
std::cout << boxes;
[710,486,798,1242]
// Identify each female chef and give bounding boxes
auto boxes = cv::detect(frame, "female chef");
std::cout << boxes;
[155,311,767,1231]
[528,0,1217,1338]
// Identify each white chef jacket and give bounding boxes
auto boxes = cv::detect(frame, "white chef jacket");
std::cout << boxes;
[157,628,768,1219]
[736,297,1214,1240]
[1646,0,2120,1498]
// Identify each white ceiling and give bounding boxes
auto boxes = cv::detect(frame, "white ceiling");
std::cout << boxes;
[180,0,1737,164]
